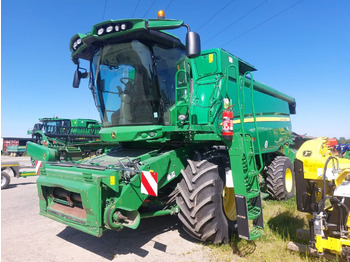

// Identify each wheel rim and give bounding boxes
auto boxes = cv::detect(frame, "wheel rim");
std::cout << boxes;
[222,186,236,221]
[285,168,293,193]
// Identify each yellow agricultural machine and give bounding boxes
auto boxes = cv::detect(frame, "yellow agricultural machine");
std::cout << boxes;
[293,137,350,260]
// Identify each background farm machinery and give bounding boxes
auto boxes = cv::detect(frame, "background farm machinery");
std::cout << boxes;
[287,137,350,260]
[27,117,109,161]
[1,162,36,190]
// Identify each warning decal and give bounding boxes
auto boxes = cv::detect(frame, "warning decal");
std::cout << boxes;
[141,171,158,196]
[35,161,42,175]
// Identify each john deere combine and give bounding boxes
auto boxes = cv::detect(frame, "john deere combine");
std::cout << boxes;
[28,117,101,146]
[31,12,297,243]
[27,117,104,161]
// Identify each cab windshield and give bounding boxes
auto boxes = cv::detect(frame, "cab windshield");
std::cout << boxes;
[90,40,185,127]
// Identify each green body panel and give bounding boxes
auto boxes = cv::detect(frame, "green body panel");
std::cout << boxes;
[234,121,292,153]
[37,169,103,236]
[99,47,294,151]
[27,142,58,161]
[100,126,163,142]
[26,139,115,162]
[147,19,184,30]
[32,15,297,240]
[36,146,192,235]
[70,18,184,63]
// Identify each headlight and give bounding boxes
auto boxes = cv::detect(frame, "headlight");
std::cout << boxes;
[94,22,133,37]
[178,114,186,121]
[72,39,83,50]
[106,26,113,33]
[70,33,87,52]
[97,28,104,35]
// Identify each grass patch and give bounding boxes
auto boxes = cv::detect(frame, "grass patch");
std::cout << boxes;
[207,197,330,262]
[267,211,305,242]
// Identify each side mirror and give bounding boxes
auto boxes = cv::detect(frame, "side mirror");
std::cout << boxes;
[73,70,81,88]
[186,31,201,58]
[73,67,88,88]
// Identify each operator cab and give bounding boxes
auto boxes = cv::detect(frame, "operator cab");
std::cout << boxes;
[71,14,200,128]
[90,39,185,127]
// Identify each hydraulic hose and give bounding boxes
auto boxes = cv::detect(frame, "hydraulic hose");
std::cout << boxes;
[318,156,339,212]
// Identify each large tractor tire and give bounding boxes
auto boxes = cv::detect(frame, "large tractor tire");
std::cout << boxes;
[1,171,11,190]
[266,156,295,200]
[176,159,234,244]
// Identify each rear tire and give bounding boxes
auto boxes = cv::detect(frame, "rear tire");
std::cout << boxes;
[176,159,231,244]
[1,171,11,190]
[266,156,295,200]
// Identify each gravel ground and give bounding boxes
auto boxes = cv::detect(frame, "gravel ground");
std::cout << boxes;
[1,156,219,262]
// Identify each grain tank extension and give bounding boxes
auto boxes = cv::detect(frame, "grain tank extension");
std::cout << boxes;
[32,12,297,243]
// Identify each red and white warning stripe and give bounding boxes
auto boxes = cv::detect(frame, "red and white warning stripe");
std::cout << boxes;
[141,171,158,196]
[35,161,43,175]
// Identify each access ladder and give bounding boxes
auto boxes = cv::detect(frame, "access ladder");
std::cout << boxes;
[227,69,264,240]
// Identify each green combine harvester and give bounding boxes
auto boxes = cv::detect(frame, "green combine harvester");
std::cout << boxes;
[27,117,104,160]
[30,11,297,243]
[28,117,101,145]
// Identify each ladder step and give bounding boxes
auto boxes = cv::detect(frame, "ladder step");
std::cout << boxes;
[248,206,261,220]
[247,189,260,199]
[249,226,263,240]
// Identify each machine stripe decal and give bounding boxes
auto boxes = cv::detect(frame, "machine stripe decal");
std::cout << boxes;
[1,164,20,167]
[233,116,290,124]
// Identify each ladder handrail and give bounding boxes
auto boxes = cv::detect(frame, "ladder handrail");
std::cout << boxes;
[175,69,190,104]
[238,75,250,170]
[226,65,260,176]
[242,72,264,174]
[175,69,190,125]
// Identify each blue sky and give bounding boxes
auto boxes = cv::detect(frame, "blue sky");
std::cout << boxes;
[2,0,350,138]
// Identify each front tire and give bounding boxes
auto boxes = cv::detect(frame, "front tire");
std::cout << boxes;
[1,171,11,190]
[266,156,295,200]
[176,159,231,244]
